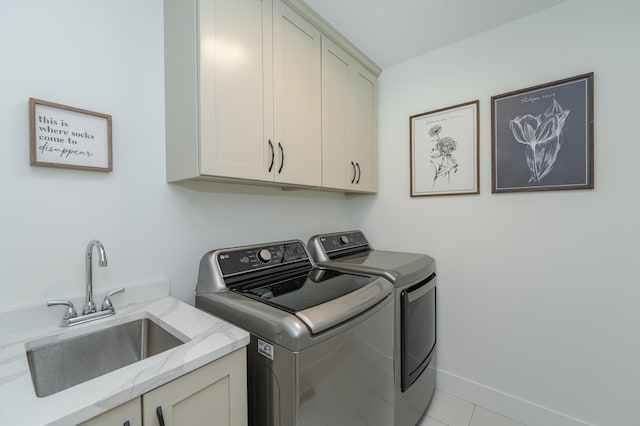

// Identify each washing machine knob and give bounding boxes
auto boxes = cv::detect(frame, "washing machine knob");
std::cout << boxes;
[339,235,349,245]
[257,249,272,263]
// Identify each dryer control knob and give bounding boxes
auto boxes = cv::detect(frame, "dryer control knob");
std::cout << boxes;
[257,249,272,263]
[340,235,349,245]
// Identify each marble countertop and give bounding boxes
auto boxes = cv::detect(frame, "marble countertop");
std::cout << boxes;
[0,282,249,425]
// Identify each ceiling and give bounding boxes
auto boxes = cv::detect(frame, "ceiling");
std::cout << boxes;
[304,0,566,69]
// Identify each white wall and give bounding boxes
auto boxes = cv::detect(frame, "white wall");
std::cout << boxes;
[0,0,351,311]
[4,1,639,425]
[350,1,640,425]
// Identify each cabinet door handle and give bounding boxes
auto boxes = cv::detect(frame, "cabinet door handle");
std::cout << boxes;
[156,406,166,426]
[268,140,275,172]
[356,162,361,184]
[351,161,356,184]
[278,143,284,174]
[123,421,130,426]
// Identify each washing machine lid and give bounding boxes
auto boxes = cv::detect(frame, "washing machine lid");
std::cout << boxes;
[232,269,389,334]
[230,268,375,313]
[196,239,392,335]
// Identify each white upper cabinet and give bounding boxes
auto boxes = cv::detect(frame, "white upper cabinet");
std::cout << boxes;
[164,0,378,192]
[321,36,352,190]
[351,63,378,192]
[198,0,270,181]
[321,36,378,192]
[165,0,271,182]
[271,0,322,186]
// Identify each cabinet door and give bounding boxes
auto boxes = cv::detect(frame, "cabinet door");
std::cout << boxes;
[351,64,378,192]
[79,397,142,426]
[321,37,378,193]
[272,0,322,186]
[198,0,272,181]
[321,36,353,190]
[142,348,247,426]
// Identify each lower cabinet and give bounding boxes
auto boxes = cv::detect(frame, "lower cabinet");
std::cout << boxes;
[80,397,141,426]
[81,348,247,426]
[143,347,246,425]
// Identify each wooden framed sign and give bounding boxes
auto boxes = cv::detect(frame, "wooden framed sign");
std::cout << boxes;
[29,98,112,172]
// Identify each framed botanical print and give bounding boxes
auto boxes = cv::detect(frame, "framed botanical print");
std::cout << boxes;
[491,73,594,193]
[410,100,479,197]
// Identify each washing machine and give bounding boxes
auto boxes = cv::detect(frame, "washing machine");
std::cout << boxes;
[196,239,395,426]
[308,230,436,426]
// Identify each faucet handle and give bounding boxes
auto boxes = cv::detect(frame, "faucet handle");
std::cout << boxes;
[47,300,78,320]
[101,287,125,311]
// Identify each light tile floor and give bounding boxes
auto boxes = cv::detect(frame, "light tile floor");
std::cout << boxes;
[418,390,526,426]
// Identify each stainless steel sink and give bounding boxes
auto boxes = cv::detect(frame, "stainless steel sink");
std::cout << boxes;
[27,318,188,397]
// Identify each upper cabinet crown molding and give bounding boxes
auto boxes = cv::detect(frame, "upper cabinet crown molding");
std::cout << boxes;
[282,0,382,77]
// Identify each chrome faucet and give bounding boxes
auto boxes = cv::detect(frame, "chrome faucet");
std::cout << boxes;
[47,239,125,327]
[84,240,108,315]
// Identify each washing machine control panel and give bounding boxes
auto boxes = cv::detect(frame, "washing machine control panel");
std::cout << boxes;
[257,249,272,263]
[319,231,369,253]
[217,240,309,276]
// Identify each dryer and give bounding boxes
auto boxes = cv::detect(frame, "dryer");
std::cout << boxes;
[308,231,437,426]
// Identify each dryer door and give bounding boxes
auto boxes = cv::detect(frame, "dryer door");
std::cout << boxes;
[400,272,437,392]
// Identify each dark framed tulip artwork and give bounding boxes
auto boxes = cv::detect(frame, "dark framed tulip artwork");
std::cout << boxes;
[410,100,480,197]
[491,73,594,193]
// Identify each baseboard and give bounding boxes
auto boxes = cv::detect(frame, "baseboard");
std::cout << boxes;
[433,367,597,426]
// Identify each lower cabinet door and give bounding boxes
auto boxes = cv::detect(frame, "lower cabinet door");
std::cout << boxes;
[79,397,142,426]
[142,348,247,426]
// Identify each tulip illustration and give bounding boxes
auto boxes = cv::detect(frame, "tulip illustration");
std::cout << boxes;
[428,125,458,186]
[509,99,570,183]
